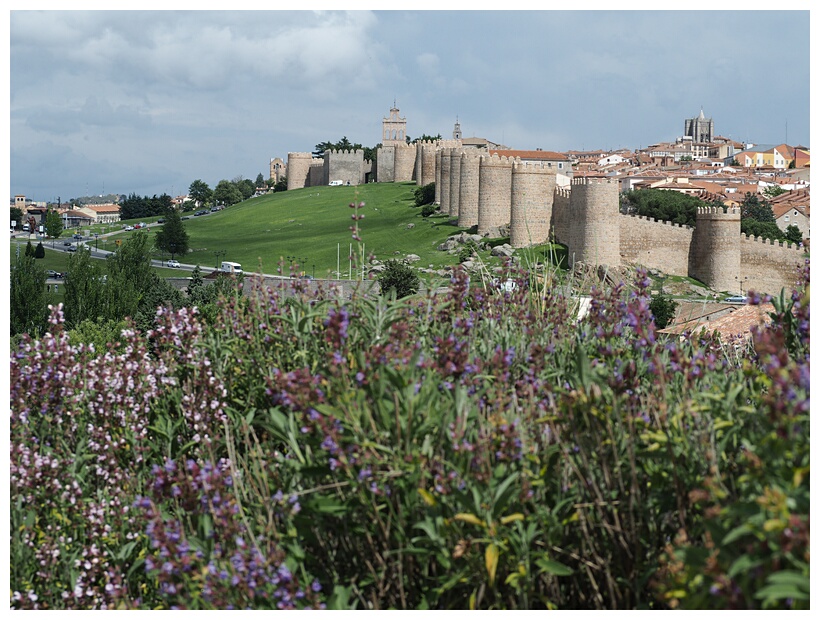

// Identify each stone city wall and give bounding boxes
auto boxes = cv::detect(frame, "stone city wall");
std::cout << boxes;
[458,150,482,228]
[477,154,513,235]
[440,149,453,214]
[448,148,463,219]
[567,177,620,267]
[324,149,365,186]
[420,141,437,187]
[435,150,442,204]
[689,206,742,294]
[394,143,417,182]
[377,146,396,183]
[510,161,556,248]
[286,152,320,190]
[618,215,693,277]
[739,236,805,296]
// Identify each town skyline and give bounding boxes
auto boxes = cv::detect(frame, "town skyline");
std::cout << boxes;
[9,8,811,202]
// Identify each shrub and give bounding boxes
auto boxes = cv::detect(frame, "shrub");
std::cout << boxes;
[377,259,420,298]
[9,264,810,610]
[414,182,435,206]
[421,204,437,218]
[648,292,678,329]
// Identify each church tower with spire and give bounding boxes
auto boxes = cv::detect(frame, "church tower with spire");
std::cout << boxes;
[453,117,462,140]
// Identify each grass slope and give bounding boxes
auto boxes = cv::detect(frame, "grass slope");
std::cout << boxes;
[179,182,466,277]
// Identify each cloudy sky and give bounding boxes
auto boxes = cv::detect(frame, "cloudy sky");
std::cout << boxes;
[8,7,812,203]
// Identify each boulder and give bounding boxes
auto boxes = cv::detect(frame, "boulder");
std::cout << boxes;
[491,244,515,258]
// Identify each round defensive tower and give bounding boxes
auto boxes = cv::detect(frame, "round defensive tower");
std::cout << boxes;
[394,143,417,182]
[510,161,556,248]
[568,177,620,267]
[689,206,741,293]
[477,154,513,235]
[448,148,463,218]
[439,148,452,212]
[421,141,437,187]
[435,149,442,204]
[458,150,481,228]
[287,152,316,190]
[415,142,423,186]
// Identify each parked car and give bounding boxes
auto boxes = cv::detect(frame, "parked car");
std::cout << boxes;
[124,225,134,231]
[181,216,190,221]
[47,270,62,278]
[167,259,180,268]
[73,233,83,240]
[724,295,748,303]
[66,245,77,252]
[156,218,165,224]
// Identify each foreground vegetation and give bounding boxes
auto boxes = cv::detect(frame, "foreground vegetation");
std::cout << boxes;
[9,253,809,609]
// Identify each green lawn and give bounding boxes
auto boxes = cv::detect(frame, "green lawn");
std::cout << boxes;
[13,182,512,281]
[169,183,468,277]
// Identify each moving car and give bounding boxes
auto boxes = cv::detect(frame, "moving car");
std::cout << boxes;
[66,245,77,252]
[724,295,748,303]
[73,233,83,240]
[167,259,180,268]
[63,241,73,246]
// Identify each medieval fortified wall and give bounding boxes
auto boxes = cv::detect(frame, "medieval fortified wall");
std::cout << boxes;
[283,107,804,296]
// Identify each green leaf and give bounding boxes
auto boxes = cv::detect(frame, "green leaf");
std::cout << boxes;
[727,554,761,578]
[327,584,355,610]
[535,558,573,577]
[765,570,810,590]
[722,523,754,545]
[754,584,809,601]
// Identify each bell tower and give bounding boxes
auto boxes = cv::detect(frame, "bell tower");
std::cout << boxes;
[453,116,462,140]
[382,100,407,146]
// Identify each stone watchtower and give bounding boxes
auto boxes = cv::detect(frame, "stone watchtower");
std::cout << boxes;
[477,154,513,235]
[689,206,741,293]
[510,162,556,248]
[566,177,620,267]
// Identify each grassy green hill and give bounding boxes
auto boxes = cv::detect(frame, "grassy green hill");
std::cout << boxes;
[177,182,466,277]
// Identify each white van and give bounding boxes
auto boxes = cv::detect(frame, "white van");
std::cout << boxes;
[221,261,243,275]
[329,180,344,186]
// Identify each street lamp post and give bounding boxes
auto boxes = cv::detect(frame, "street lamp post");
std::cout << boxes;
[94,233,99,253]
[735,275,749,296]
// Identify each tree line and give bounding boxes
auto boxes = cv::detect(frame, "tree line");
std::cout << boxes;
[10,231,243,347]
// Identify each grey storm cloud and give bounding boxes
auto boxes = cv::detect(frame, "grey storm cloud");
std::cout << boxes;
[9,9,810,202]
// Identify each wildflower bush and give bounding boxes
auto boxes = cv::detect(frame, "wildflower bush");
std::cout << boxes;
[9,258,809,609]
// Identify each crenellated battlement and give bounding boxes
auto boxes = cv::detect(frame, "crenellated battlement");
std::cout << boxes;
[325,148,364,156]
[288,152,317,159]
[741,234,803,251]
[512,160,555,174]
[571,176,617,187]
[627,214,693,230]
[697,205,739,216]
[480,153,515,166]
